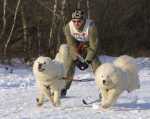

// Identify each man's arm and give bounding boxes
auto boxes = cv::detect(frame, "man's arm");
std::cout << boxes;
[85,22,99,62]
[64,24,78,60]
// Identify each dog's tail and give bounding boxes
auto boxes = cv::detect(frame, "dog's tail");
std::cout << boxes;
[113,55,138,73]
[114,55,140,91]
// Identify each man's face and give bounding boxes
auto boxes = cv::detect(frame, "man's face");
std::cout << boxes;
[72,19,84,29]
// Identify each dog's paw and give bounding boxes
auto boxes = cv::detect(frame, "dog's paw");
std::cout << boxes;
[36,98,43,106]
[99,106,109,111]
[101,103,111,109]
[53,101,61,107]
[101,105,109,109]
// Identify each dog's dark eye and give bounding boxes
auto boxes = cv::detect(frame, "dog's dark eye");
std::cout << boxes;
[107,75,110,78]
[43,62,46,64]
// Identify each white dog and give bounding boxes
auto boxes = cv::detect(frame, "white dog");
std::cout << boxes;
[33,56,65,107]
[95,55,140,109]
[55,44,71,77]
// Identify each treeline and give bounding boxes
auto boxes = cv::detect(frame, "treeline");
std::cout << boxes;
[0,0,150,63]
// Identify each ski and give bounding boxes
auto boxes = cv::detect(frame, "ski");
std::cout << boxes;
[73,78,94,82]
[82,98,100,105]
[62,77,94,82]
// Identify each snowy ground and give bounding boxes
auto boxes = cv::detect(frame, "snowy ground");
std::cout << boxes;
[0,56,150,119]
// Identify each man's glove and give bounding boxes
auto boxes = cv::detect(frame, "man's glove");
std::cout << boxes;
[75,59,90,70]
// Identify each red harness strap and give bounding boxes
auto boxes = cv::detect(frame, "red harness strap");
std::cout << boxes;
[77,43,87,54]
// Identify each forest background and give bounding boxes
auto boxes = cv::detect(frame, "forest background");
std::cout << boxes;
[0,0,150,63]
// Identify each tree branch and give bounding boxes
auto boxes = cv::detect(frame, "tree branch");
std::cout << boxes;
[4,0,22,58]
[0,0,7,41]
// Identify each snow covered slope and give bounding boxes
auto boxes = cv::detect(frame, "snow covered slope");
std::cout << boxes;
[0,56,150,119]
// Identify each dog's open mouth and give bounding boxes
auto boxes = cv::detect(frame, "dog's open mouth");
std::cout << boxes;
[38,63,45,72]
[38,68,45,72]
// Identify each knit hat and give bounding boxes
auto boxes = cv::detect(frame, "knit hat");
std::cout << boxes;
[72,9,85,19]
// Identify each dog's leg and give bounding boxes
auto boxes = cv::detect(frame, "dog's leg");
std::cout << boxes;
[49,89,55,106]
[127,90,138,104]
[42,85,56,106]
[101,89,108,103]
[53,90,61,106]
[36,94,44,106]
[101,89,121,109]
[36,85,45,106]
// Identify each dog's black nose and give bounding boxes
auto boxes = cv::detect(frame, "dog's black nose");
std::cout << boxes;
[103,80,106,84]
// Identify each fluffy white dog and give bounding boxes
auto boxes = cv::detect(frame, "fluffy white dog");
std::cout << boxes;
[33,56,65,107]
[55,44,71,77]
[95,55,140,109]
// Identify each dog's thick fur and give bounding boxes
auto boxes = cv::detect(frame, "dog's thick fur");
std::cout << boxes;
[95,55,140,108]
[55,44,71,77]
[33,56,65,106]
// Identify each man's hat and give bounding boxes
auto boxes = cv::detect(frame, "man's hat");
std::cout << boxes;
[72,9,85,19]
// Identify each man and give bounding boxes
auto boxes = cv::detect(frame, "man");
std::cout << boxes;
[61,9,101,97]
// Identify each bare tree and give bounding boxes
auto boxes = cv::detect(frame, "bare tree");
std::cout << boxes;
[49,0,58,57]
[20,4,28,56]
[56,0,66,46]
[4,0,22,58]
[86,0,90,19]
[37,20,42,56]
[0,0,7,40]
[77,0,81,9]
[0,0,149,60]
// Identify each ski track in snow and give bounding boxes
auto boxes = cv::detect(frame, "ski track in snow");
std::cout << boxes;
[0,56,150,119]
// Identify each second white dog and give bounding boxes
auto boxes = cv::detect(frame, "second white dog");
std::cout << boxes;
[95,55,140,108]
[55,44,71,77]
